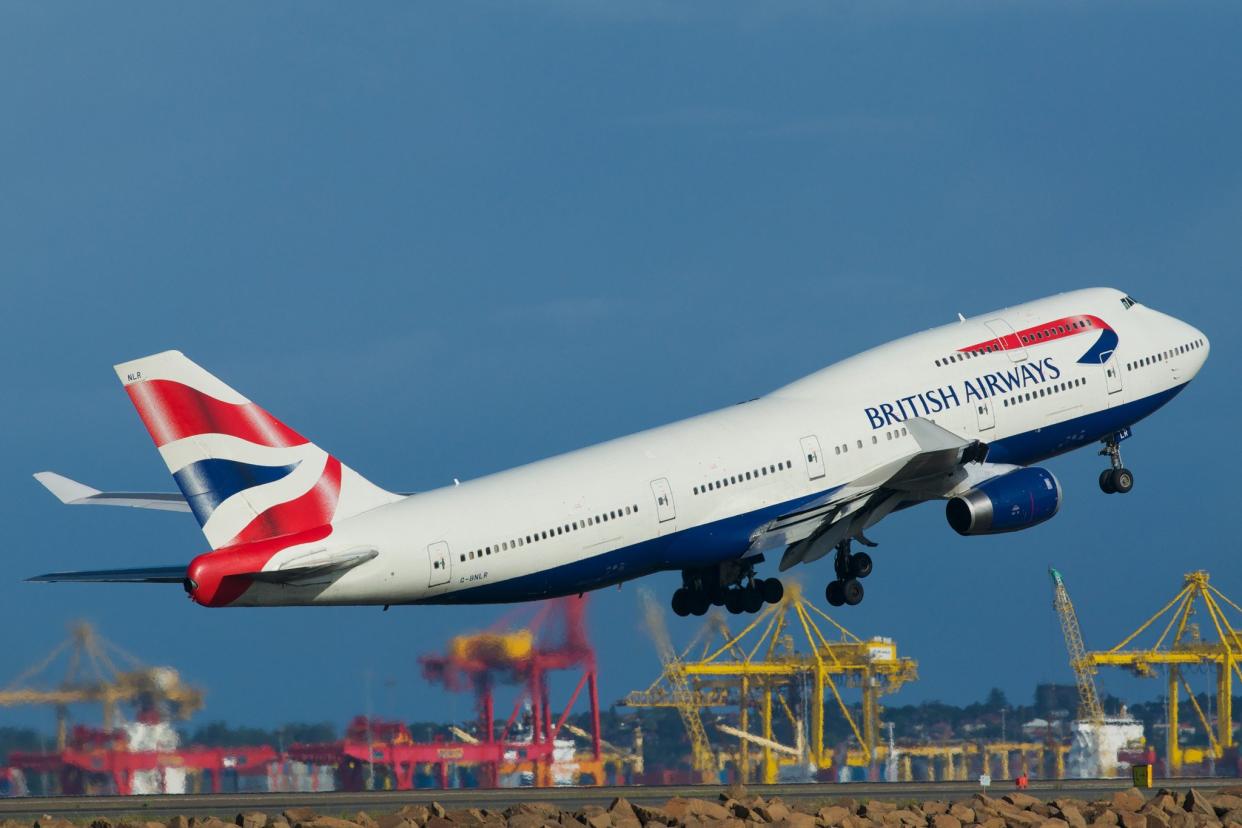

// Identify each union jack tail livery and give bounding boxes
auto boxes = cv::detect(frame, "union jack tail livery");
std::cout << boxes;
[114,351,400,550]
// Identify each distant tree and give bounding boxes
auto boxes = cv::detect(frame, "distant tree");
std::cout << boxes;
[986,688,1009,710]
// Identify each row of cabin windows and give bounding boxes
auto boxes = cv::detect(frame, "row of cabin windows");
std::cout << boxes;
[936,346,997,367]
[1126,338,1205,372]
[692,460,792,496]
[935,320,1101,368]
[1002,377,1086,408]
[460,503,640,562]
[1019,318,1095,345]
[833,426,908,457]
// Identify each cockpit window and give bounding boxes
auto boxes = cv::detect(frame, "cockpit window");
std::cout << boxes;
[1121,295,1138,309]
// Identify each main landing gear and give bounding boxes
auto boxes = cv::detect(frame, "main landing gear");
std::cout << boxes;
[671,561,784,617]
[825,540,872,608]
[1098,433,1135,495]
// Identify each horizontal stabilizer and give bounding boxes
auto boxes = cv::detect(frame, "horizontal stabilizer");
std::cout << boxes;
[28,566,187,584]
[33,471,191,512]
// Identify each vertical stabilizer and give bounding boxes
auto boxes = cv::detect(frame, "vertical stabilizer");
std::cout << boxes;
[115,350,401,549]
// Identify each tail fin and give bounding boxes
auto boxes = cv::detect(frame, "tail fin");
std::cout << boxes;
[115,350,401,549]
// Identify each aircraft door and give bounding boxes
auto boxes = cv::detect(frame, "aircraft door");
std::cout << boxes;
[650,478,676,524]
[800,436,826,480]
[427,541,451,587]
[1100,349,1123,399]
[985,319,1028,363]
[975,400,996,431]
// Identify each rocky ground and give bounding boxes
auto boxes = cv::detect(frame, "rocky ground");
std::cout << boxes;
[11,786,1242,828]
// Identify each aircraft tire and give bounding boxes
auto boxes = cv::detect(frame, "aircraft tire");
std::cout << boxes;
[742,587,764,614]
[1113,468,1134,494]
[689,590,710,616]
[760,577,784,604]
[725,589,745,614]
[842,578,864,606]
[1099,469,1117,494]
[849,552,873,579]
[671,588,691,617]
[826,580,845,607]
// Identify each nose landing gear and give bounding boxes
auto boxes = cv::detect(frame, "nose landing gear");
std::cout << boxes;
[825,540,872,607]
[1099,433,1135,494]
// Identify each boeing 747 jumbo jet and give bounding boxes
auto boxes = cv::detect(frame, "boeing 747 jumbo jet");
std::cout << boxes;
[32,288,1208,616]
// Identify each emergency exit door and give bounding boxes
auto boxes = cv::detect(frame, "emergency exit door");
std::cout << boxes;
[975,400,996,431]
[427,541,451,587]
[650,478,676,523]
[800,436,826,480]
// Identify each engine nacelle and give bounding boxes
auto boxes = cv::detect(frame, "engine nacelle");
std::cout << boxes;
[945,467,1062,536]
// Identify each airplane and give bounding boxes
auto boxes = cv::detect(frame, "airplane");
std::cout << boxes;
[30,287,1208,616]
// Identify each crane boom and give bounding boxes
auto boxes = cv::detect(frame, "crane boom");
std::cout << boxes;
[1050,568,1105,723]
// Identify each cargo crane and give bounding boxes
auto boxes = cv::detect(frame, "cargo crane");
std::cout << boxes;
[0,622,203,749]
[1050,569,1105,723]
[623,589,718,782]
[1086,570,1242,775]
[623,581,916,784]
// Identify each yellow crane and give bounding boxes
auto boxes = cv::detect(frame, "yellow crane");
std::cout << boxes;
[1050,568,1105,723]
[0,622,205,749]
[623,582,917,784]
[1086,570,1242,774]
[623,589,718,782]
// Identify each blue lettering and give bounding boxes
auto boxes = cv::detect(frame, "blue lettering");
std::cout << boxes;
[1044,357,1061,379]
[880,402,901,425]
[865,407,884,429]
[984,374,1006,397]
[1020,364,1039,385]
[1031,361,1047,383]
[941,385,961,408]
[964,379,984,403]
[1002,369,1022,391]
[927,390,945,413]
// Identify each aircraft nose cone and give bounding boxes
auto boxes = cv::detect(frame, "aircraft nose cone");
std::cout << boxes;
[1186,324,1210,376]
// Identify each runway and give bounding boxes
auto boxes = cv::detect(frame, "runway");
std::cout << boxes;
[3,778,1240,820]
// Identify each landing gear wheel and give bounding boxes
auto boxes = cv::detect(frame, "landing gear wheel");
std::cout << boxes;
[826,580,845,607]
[760,578,784,604]
[849,552,873,579]
[1099,433,1133,495]
[742,586,764,614]
[689,591,710,616]
[1099,469,1116,494]
[842,578,864,606]
[671,588,691,617]
[725,589,745,615]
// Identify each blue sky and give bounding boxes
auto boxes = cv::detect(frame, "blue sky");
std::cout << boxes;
[1,1,1239,736]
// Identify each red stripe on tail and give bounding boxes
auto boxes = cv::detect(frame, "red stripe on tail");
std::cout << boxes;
[126,379,308,448]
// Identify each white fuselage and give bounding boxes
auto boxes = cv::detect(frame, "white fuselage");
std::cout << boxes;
[242,287,1208,606]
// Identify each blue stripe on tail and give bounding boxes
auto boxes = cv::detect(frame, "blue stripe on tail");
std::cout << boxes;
[173,459,300,527]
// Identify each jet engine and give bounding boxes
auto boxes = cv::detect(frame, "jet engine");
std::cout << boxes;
[945,467,1061,535]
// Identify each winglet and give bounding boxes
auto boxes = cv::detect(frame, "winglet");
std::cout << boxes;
[33,471,101,504]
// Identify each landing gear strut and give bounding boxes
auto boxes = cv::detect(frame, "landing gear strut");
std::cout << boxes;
[671,561,784,618]
[1098,433,1134,495]
[825,540,871,607]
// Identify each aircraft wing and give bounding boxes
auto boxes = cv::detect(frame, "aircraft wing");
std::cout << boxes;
[33,471,192,512]
[747,418,1009,571]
